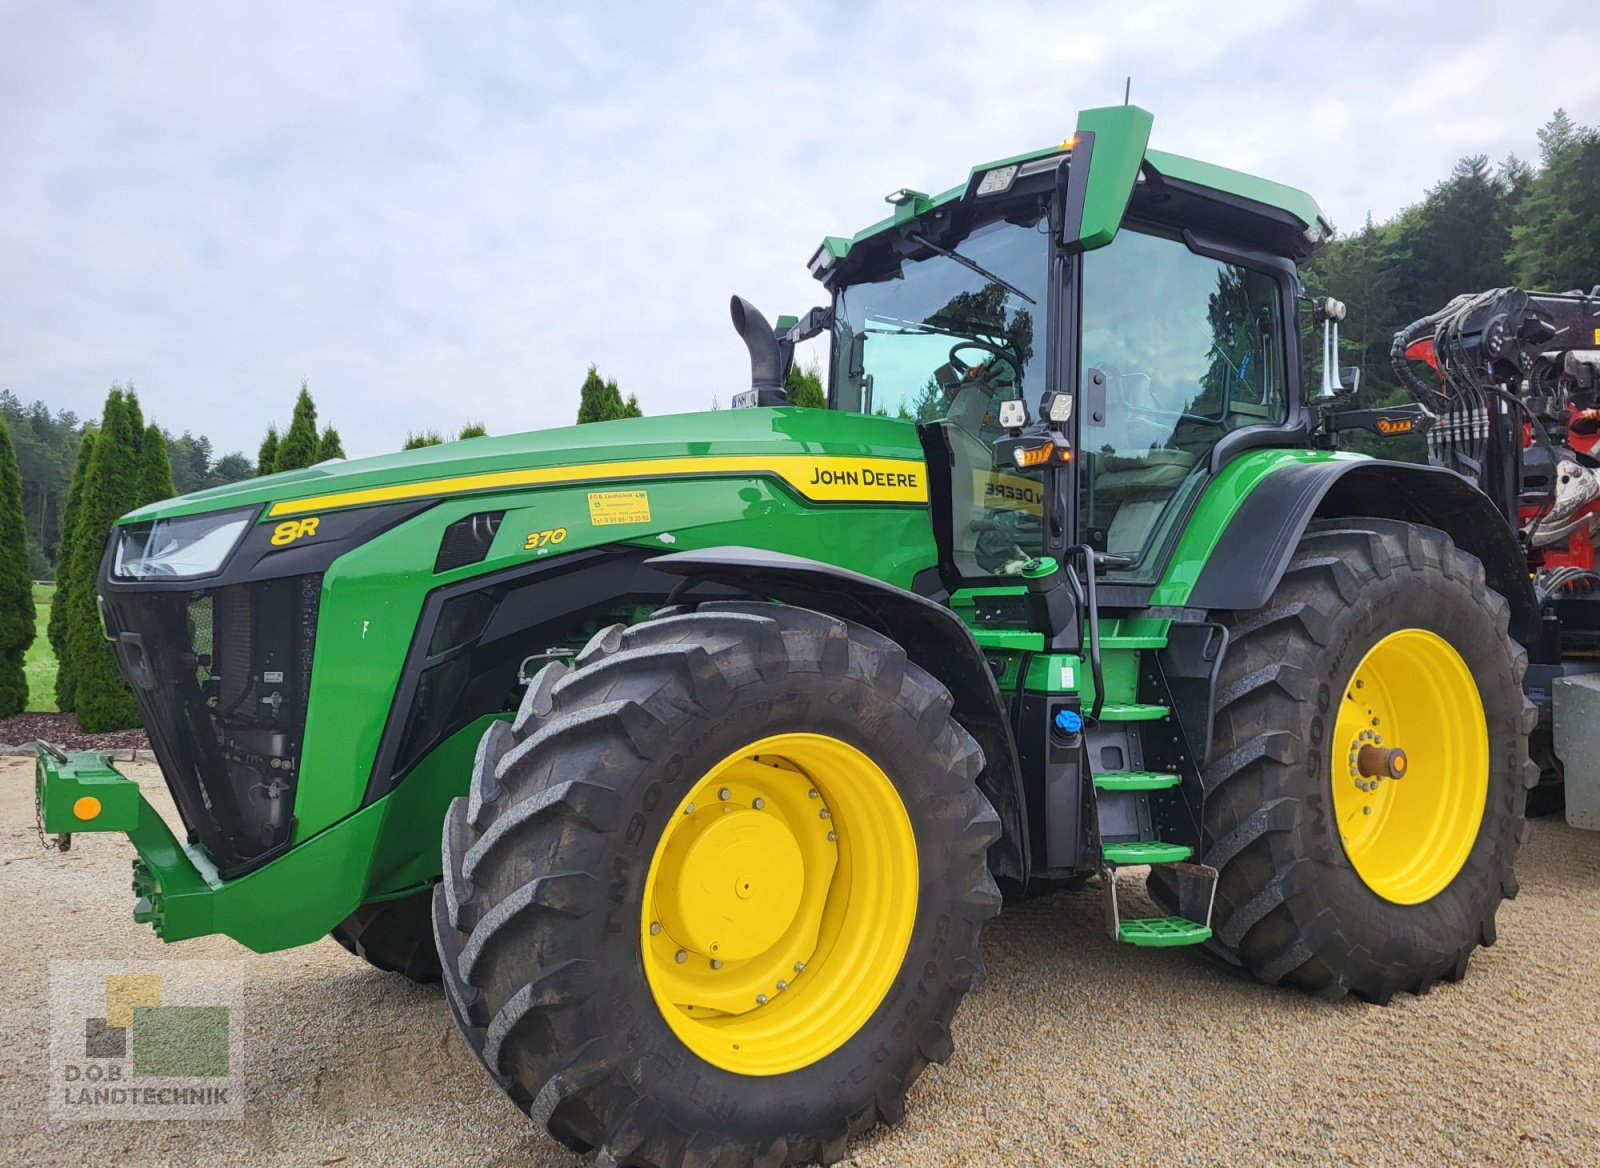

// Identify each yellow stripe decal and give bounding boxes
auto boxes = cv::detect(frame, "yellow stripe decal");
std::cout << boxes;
[267,455,927,518]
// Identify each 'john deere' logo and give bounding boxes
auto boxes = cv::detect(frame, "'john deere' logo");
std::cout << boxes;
[1376,417,1413,434]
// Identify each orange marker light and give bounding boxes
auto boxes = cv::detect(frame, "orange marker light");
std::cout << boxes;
[73,796,102,821]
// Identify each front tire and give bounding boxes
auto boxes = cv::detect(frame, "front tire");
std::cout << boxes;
[434,601,1001,1165]
[1156,518,1536,1001]
[330,888,442,983]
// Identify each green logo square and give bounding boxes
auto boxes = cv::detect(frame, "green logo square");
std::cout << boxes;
[130,1006,230,1077]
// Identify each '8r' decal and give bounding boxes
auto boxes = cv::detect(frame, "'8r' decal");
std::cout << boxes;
[270,517,320,546]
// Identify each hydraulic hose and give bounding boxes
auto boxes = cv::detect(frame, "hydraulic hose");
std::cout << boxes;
[1391,313,1444,407]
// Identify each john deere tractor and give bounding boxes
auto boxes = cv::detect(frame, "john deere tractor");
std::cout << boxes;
[37,106,1536,1166]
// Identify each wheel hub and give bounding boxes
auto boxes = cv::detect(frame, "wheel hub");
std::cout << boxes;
[1347,728,1408,793]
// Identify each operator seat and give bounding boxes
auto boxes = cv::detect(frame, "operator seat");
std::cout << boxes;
[1088,374,1221,555]
[1092,448,1199,552]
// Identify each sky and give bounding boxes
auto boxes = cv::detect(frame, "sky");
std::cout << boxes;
[4,0,1600,460]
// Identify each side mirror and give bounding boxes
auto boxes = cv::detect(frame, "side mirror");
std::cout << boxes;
[1340,366,1361,396]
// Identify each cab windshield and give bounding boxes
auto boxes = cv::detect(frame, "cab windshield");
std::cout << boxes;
[832,215,1051,577]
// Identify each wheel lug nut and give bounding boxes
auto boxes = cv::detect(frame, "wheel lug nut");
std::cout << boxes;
[711,959,723,970]
[675,949,688,964]
[756,993,768,1005]
[818,809,830,820]
[794,962,805,973]
[752,797,765,810]
[776,980,788,991]
[827,831,837,842]
[808,789,819,799]
[684,802,695,815]
[718,787,731,801]
[650,922,661,935]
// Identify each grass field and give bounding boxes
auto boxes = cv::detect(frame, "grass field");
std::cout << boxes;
[27,582,56,712]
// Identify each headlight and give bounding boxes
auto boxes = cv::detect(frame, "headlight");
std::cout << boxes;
[112,508,253,580]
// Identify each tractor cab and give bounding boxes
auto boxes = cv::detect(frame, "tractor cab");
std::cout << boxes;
[790,106,1328,599]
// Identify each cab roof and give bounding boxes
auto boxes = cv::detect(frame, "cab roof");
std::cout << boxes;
[810,110,1331,277]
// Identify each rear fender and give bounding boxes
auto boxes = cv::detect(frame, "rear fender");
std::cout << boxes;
[1184,459,1539,646]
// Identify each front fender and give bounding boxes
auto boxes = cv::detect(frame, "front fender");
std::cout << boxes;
[649,547,1028,883]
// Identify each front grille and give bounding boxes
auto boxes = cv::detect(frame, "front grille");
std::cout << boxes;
[103,574,321,877]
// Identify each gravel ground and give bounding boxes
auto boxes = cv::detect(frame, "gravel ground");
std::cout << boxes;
[3,756,1598,1168]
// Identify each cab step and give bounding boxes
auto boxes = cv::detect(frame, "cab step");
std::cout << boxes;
[1102,859,1219,950]
[1098,701,1169,722]
[1117,916,1213,947]
[1099,634,1168,650]
[1092,770,1181,792]
[1102,840,1192,864]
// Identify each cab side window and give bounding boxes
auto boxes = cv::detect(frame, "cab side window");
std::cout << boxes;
[1079,229,1287,572]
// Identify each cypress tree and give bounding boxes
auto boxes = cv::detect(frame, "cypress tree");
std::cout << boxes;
[317,425,345,461]
[139,423,175,506]
[257,426,280,476]
[577,366,627,423]
[0,418,35,716]
[274,382,320,472]
[50,429,95,710]
[66,389,144,731]
[784,360,826,409]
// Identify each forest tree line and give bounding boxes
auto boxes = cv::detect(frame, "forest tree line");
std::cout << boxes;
[1,389,255,578]
[1305,109,1600,458]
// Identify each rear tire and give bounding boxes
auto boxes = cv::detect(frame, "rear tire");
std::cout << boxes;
[1153,518,1536,1001]
[434,601,1001,1166]
[330,888,442,984]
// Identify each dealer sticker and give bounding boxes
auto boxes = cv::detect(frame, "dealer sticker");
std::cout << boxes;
[587,490,651,526]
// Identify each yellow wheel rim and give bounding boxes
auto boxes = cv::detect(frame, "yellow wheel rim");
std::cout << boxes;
[640,733,918,1075]
[1331,628,1489,905]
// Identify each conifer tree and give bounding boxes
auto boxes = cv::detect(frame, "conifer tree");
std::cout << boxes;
[274,382,320,472]
[49,428,95,710]
[317,426,345,461]
[0,418,36,716]
[66,389,145,731]
[257,426,280,477]
[784,360,826,409]
[139,423,175,506]
[577,366,628,423]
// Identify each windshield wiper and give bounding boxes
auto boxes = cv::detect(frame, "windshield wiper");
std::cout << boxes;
[909,233,1036,305]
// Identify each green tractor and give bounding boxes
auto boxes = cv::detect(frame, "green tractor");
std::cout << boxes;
[38,105,1535,1165]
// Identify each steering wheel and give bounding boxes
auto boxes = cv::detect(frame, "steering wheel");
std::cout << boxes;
[948,341,1020,387]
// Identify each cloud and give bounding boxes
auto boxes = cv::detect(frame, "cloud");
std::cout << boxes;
[3,0,1598,456]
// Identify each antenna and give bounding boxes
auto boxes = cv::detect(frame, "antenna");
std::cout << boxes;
[1124,76,1131,105]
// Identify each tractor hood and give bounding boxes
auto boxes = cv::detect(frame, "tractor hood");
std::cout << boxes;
[120,408,925,525]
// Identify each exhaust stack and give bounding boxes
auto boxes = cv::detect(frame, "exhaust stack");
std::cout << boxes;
[729,296,789,407]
